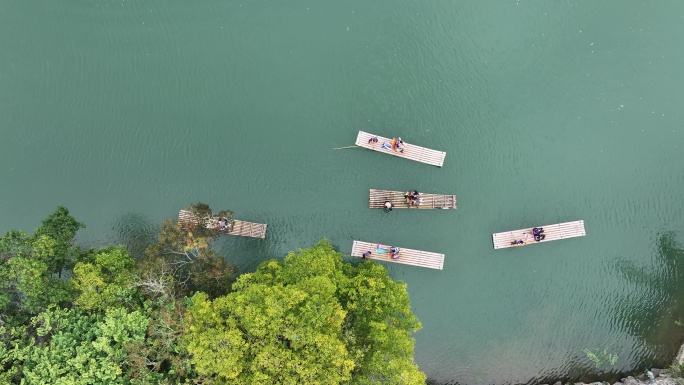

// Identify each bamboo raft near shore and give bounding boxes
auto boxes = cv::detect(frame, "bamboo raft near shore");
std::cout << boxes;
[351,240,445,270]
[178,210,268,239]
[354,131,446,167]
[492,220,585,249]
[369,189,457,210]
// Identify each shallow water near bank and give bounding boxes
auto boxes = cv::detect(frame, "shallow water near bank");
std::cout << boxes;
[1,0,684,383]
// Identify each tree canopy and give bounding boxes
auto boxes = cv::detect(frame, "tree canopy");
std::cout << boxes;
[0,207,83,316]
[33,206,85,277]
[19,306,149,384]
[184,239,425,385]
[71,246,136,312]
[144,217,235,299]
[0,208,426,384]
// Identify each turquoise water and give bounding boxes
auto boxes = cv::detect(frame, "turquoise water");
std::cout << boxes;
[2,0,684,383]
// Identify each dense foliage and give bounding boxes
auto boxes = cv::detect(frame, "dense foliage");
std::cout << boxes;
[184,240,425,384]
[0,207,425,384]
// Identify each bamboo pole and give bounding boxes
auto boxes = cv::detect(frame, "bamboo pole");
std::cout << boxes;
[333,145,359,150]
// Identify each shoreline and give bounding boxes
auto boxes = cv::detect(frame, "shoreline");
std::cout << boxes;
[540,344,684,385]
[425,343,684,385]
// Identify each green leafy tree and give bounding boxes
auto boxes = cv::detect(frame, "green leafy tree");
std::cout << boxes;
[0,207,194,384]
[1,231,74,315]
[62,247,193,383]
[33,206,85,277]
[184,239,425,385]
[0,207,84,317]
[4,306,148,384]
[124,298,195,384]
[0,320,28,383]
[338,258,426,384]
[0,230,29,313]
[71,246,136,312]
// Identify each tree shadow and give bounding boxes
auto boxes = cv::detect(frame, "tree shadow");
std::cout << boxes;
[610,231,684,368]
[109,213,158,261]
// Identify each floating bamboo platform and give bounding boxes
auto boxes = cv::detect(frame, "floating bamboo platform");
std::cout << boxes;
[177,210,267,239]
[224,219,268,238]
[354,131,446,167]
[369,189,457,210]
[351,240,444,270]
[492,220,585,249]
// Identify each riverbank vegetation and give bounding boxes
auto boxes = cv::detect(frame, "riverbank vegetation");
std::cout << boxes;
[0,206,425,384]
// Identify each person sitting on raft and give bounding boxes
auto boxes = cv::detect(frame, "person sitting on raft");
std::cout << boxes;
[511,232,532,245]
[217,217,230,231]
[375,244,400,259]
[391,137,405,153]
[368,136,378,144]
[532,227,545,242]
[404,190,420,206]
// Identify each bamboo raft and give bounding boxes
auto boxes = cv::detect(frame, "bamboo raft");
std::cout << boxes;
[351,240,444,270]
[177,210,267,239]
[492,220,585,249]
[354,131,446,167]
[369,189,457,210]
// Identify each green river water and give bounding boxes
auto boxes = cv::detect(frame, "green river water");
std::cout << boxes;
[1,0,684,383]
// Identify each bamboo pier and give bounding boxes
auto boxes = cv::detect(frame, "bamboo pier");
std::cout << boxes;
[178,210,267,239]
[369,189,457,209]
[492,220,585,249]
[351,240,444,270]
[354,131,446,167]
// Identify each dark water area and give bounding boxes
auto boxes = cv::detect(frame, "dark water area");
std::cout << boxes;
[1,0,684,383]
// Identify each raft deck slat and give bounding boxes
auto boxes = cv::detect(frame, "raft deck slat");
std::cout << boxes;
[178,210,267,239]
[228,220,268,239]
[354,131,446,167]
[351,240,444,270]
[492,220,585,249]
[369,189,457,209]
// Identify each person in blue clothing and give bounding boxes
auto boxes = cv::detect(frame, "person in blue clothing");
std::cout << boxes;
[390,246,400,259]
